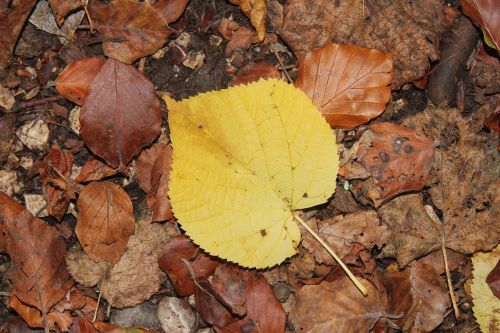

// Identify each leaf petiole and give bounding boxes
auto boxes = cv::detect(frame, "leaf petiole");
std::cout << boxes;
[293,213,368,296]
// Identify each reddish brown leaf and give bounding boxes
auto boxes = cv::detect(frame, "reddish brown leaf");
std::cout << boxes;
[357,122,435,204]
[290,276,383,333]
[48,0,83,26]
[486,259,500,298]
[295,43,392,129]
[383,261,450,332]
[80,59,162,169]
[70,317,99,333]
[75,157,118,183]
[0,0,37,69]
[88,0,172,64]
[218,18,259,56]
[56,57,106,105]
[230,62,281,86]
[484,105,500,134]
[153,0,189,23]
[136,143,173,221]
[0,192,73,317]
[76,181,136,263]
[194,277,235,327]
[158,236,219,296]
[1,317,41,333]
[460,0,499,49]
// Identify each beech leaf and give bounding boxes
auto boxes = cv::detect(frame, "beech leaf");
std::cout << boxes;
[80,59,162,169]
[228,0,267,42]
[460,0,499,50]
[76,181,136,263]
[295,43,393,129]
[165,79,338,269]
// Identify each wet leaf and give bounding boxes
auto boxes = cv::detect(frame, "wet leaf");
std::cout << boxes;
[228,0,267,42]
[158,235,219,297]
[0,192,73,317]
[0,0,37,69]
[460,0,499,50]
[80,59,162,169]
[290,276,383,332]
[230,61,281,86]
[356,122,435,204]
[296,44,392,129]
[76,181,136,263]
[55,57,106,105]
[75,157,118,183]
[88,0,172,63]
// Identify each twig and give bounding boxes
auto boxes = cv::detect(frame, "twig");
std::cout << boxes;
[138,57,146,72]
[293,213,368,296]
[93,281,103,323]
[18,95,65,108]
[270,44,293,83]
[83,1,94,34]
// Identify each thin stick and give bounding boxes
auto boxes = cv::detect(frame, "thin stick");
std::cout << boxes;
[293,213,368,296]
[270,44,293,84]
[93,281,103,323]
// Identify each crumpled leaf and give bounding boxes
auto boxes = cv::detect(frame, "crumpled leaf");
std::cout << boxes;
[295,43,393,129]
[29,0,84,41]
[460,0,499,50]
[75,156,118,183]
[383,260,450,332]
[136,143,173,221]
[165,78,338,269]
[88,0,172,63]
[228,0,267,42]
[158,235,219,297]
[271,0,446,87]
[76,181,136,263]
[56,57,106,105]
[301,211,390,266]
[356,122,435,205]
[0,0,37,69]
[80,59,162,169]
[471,245,500,333]
[0,192,73,317]
[290,276,383,332]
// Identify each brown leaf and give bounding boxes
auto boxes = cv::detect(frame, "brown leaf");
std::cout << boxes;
[75,157,118,183]
[194,277,235,327]
[76,181,136,263]
[136,143,173,221]
[93,321,160,333]
[418,249,467,275]
[486,260,500,298]
[460,0,499,49]
[88,0,172,63]
[228,0,267,42]
[48,0,83,26]
[158,235,219,296]
[356,122,435,205]
[230,61,281,86]
[55,57,106,105]
[0,192,73,316]
[219,18,259,56]
[290,276,383,333]
[153,0,189,23]
[70,317,99,333]
[0,317,42,333]
[0,0,38,69]
[66,246,108,288]
[295,43,392,129]
[383,261,450,332]
[301,211,390,266]
[80,59,162,169]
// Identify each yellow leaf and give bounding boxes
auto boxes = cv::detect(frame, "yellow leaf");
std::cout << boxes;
[165,79,338,268]
[471,245,500,333]
[228,0,267,42]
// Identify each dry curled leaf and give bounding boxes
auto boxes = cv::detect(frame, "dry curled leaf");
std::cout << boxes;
[296,43,393,129]
[80,59,162,169]
[76,181,136,263]
[460,0,499,49]
[55,57,106,105]
[75,157,118,183]
[228,0,267,42]
[0,192,73,318]
[88,0,172,63]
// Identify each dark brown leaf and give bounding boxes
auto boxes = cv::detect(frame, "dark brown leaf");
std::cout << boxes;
[76,181,136,263]
[460,0,499,49]
[69,317,99,333]
[48,0,83,26]
[486,259,500,298]
[158,236,219,296]
[194,277,235,327]
[88,0,172,63]
[80,59,162,169]
[55,57,106,105]
[0,192,73,316]
[230,62,281,86]
[75,157,118,183]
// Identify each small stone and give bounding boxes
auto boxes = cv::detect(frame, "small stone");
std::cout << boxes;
[16,119,49,151]
[157,297,197,333]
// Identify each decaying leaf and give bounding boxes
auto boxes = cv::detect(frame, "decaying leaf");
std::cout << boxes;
[75,157,118,183]
[0,0,38,69]
[136,143,173,221]
[56,57,106,105]
[158,236,219,297]
[356,122,435,205]
[165,79,338,269]
[76,181,136,263]
[48,0,83,26]
[383,261,450,332]
[80,59,162,169]
[460,0,499,50]
[295,44,393,129]
[66,245,108,288]
[228,0,267,42]
[88,0,172,63]
[218,18,259,57]
[290,276,383,332]
[301,211,390,266]
[471,245,500,333]
[0,192,73,319]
